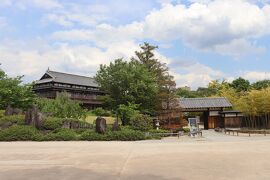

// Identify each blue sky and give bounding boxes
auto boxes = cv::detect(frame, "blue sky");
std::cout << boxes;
[0,0,270,89]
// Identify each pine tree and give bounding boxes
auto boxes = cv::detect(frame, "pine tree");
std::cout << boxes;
[132,42,177,113]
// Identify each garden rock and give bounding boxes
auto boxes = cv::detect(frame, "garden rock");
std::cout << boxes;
[4,105,23,116]
[25,106,45,129]
[96,117,106,134]
[112,121,121,131]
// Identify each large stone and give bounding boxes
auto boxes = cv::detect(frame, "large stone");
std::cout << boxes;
[25,106,45,129]
[4,105,22,116]
[112,121,121,131]
[95,117,106,134]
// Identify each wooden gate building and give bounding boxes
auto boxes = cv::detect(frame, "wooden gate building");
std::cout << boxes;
[178,97,241,129]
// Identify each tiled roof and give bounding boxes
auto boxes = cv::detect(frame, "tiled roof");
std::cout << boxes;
[35,70,98,87]
[178,97,232,109]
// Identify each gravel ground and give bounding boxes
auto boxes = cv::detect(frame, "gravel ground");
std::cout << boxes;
[0,130,270,180]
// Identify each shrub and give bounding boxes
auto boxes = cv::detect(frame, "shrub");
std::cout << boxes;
[129,114,153,131]
[80,130,106,141]
[110,128,145,141]
[35,129,78,141]
[117,103,140,125]
[0,110,4,118]
[148,129,171,138]
[0,125,38,141]
[91,108,111,117]
[42,117,63,130]
[80,127,146,141]
[182,127,190,133]
[46,129,78,141]
[0,115,25,127]
[36,92,86,119]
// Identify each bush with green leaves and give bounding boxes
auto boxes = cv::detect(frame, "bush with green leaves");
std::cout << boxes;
[0,115,25,127]
[109,128,145,141]
[42,117,63,130]
[91,107,111,116]
[37,92,86,119]
[80,130,106,141]
[80,127,146,141]
[129,114,153,131]
[148,129,171,138]
[0,68,36,110]
[44,129,78,141]
[117,103,140,125]
[33,129,78,141]
[0,110,4,118]
[182,127,190,133]
[0,125,38,141]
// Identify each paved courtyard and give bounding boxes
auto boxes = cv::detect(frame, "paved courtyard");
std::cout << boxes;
[1,130,270,180]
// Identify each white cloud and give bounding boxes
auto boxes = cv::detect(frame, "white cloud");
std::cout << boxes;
[170,60,225,89]
[51,22,144,48]
[143,1,270,56]
[0,39,141,82]
[213,39,266,57]
[50,0,270,57]
[242,71,270,81]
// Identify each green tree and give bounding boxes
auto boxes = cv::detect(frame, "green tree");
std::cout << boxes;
[252,80,270,90]
[132,42,177,112]
[95,58,158,114]
[37,92,86,119]
[117,102,140,125]
[0,68,35,110]
[176,87,198,98]
[230,77,250,92]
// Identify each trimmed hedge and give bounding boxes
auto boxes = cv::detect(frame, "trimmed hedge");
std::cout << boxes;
[80,128,146,141]
[0,115,25,127]
[0,125,38,141]
[35,129,78,141]
[42,117,63,130]
[91,108,111,117]
[129,114,153,132]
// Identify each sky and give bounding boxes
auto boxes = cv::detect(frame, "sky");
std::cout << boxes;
[0,0,270,89]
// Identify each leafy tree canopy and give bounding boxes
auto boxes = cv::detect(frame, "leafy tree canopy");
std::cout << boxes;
[230,77,250,92]
[0,68,35,110]
[251,80,270,90]
[37,92,86,119]
[95,58,158,115]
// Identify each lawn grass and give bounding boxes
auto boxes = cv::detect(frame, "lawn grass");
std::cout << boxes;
[84,115,117,124]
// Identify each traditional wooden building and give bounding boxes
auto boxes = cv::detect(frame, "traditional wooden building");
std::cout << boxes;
[33,70,104,109]
[178,97,242,129]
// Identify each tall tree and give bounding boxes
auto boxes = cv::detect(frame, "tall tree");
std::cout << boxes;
[252,80,270,90]
[95,58,158,114]
[0,68,36,110]
[133,43,177,112]
[230,77,250,93]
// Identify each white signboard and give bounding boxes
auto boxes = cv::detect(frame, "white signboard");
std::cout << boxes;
[188,118,200,137]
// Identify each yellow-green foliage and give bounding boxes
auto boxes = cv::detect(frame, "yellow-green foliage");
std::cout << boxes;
[0,114,25,126]
[0,110,4,118]
[219,86,270,116]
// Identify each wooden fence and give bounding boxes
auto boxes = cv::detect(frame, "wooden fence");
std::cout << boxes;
[241,114,270,129]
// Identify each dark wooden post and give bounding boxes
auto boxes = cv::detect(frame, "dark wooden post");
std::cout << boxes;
[203,110,209,130]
